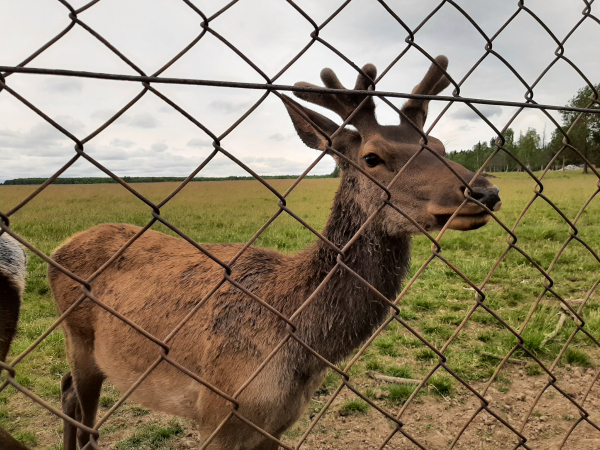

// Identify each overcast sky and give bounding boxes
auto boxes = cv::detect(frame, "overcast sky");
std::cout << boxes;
[1,0,598,182]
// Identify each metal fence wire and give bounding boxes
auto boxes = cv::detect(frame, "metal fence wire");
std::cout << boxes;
[1,0,599,449]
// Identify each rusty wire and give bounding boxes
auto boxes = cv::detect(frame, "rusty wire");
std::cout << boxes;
[0,0,599,449]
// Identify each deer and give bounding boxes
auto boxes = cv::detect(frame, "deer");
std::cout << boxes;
[49,56,501,450]
[0,233,31,450]
[0,233,26,364]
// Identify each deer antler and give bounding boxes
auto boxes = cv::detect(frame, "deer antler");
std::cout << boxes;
[293,64,379,133]
[401,55,451,130]
[290,56,450,136]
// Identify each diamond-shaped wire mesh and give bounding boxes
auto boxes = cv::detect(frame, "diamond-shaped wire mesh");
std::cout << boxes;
[0,1,599,449]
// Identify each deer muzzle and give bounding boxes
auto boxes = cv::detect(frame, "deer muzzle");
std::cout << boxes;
[468,186,501,212]
[429,185,501,231]
[446,185,501,230]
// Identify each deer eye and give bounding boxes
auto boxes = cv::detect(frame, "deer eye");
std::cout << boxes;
[364,154,383,168]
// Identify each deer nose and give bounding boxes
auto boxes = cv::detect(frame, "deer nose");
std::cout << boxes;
[467,187,502,212]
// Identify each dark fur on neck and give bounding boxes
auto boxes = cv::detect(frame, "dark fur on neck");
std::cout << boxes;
[217,175,411,380]
[285,175,411,367]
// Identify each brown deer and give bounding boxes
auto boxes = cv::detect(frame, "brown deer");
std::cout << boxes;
[49,56,501,449]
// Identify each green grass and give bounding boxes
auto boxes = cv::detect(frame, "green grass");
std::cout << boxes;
[1,172,599,445]
[316,370,339,396]
[114,419,183,450]
[13,431,39,447]
[339,399,370,414]
[428,375,455,397]
[526,364,543,376]
[130,406,151,417]
[386,365,412,378]
[365,359,385,372]
[414,349,437,361]
[387,383,417,405]
[374,336,399,356]
[565,348,592,367]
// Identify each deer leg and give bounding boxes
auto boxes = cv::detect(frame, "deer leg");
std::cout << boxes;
[64,341,104,449]
[74,371,103,448]
[61,372,81,450]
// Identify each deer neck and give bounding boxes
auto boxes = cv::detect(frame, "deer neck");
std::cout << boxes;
[287,175,411,366]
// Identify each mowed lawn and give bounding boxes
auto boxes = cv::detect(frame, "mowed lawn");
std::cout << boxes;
[0,171,599,448]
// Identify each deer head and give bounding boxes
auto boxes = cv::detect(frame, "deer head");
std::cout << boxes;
[282,56,501,233]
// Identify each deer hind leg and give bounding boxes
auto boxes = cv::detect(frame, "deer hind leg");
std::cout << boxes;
[61,372,81,450]
[62,338,104,449]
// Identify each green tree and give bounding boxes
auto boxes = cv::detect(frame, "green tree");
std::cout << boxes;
[560,84,600,173]
[516,128,541,171]
[447,129,518,172]
[493,128,518,172]
[331,164,341,178]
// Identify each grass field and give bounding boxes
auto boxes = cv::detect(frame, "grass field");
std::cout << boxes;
[0,171,599,449]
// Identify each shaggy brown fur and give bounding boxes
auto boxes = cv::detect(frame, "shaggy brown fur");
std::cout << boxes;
[0,234,26,362]
[49,56,501,449]
[0,234,29,450]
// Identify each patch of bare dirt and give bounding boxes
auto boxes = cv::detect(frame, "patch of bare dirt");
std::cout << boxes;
[284,366,600,450]
[3,367,599,449]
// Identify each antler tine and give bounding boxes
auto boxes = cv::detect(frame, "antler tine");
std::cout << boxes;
[401,55,451,130]
[293,64,379,132]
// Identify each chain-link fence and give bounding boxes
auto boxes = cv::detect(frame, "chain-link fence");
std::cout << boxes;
[1,1,599,449]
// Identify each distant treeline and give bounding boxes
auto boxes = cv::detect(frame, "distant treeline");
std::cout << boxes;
[2,174,337,186]
[447,84,599,174]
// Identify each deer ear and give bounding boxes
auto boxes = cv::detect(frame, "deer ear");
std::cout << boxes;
[282,95,339,150]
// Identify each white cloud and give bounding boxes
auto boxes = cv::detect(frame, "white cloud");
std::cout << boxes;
[110,138,135,148]
[268,133,286,142]
[90,111,159,129]
[0,116,83,157]
[0,0,597,183]
[208,100,254,115]
[187,138,213,148]
[91,109,116,121]
[44,78,83,93]
[128,113,160,129]
[150,142,168,152]
[451,105,503,122]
